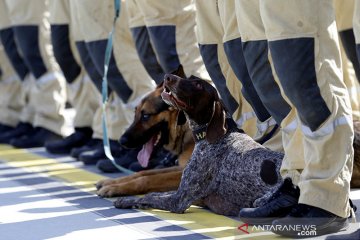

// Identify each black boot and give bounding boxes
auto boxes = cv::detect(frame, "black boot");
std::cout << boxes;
[0,122,34,144]
[239,178,300,225]
[10,127,62,148]
[0,123,14,134]
[45,127,93,154]
[272,204,349,238]
[128,161,155,172]
[127,147,174,172]
[70,138,102,159]
[79,140,127,165]
[96,148,139,173]
[96,159,120,173]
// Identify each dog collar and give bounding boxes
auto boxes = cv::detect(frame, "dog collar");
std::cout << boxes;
[192,118,243,143]
[192,125,208,142]
[191,102,215,142]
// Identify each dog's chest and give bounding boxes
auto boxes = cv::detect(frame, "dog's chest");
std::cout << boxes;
[192,132,281,207]
[193,132,264,167]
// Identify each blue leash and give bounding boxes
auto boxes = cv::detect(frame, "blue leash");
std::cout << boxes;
[102,0,134,175]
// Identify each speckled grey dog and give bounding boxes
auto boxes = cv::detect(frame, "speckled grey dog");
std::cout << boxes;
[114,73,284,216]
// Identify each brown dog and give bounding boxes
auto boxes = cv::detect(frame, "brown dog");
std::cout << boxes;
[96,68,194,197]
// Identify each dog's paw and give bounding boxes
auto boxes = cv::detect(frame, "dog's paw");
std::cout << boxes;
[95,179,115,190]
[96,185,116,197]
[114,196,141,209]
[97,184,128,198]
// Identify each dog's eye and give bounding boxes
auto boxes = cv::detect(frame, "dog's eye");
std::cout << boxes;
[194,82,202,90]
[141,114,151,122]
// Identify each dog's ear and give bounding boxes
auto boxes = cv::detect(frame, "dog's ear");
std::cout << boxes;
[171,65,186,78]
[206,101,227,143]
[176,111,187,126]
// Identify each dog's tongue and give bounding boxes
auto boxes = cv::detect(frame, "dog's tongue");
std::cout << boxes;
[137,136,156,168]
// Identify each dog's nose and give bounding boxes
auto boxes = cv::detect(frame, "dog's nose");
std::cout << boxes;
[164,74,178,84]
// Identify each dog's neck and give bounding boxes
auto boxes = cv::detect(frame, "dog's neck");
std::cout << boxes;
[185,103,215,142]
[186,114,243,143]
[165,118,191,154]
[188,118,208,142]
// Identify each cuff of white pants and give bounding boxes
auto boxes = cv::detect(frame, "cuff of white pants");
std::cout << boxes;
[34,115,65,136]
[298,181,350,218]
[0,107,21,127]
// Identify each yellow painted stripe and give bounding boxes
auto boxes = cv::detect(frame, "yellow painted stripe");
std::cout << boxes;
[0,146,103,190]
[0,144,283,239]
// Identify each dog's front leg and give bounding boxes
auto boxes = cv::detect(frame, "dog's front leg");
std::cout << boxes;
[114,190,197,214]
[115,155,215,213]
[98,170,183,197]
[113,191,180,211]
